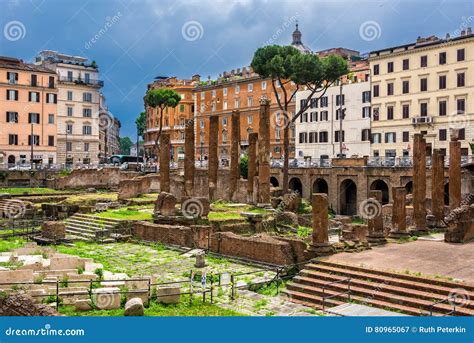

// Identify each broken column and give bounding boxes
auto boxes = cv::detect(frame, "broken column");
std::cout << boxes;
[309,193,332,255]
[449,136,461,210]
[208,115,219,200]
[431,149,445,226]
[247,133,258,203]
[159,132,171,193]
[390,186,409,238]
[413,133,427,233]
[366,190,387,245]
[229,110,241,200]
[184,119,195,197]
[257,97,271,206]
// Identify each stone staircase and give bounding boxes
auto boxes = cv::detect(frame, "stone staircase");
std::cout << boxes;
[284,260,474,316]
[64,214,125,242]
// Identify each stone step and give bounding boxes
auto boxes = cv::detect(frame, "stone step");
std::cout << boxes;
[64,228,96,240]
[315,261,474,292]
[283,289,345,309]
[289,276,474,316]
[299,269,474,310]
[65,219,113,231]
[305,263,474,299]
[65,224,106,236]
[66,234,91,242]
[71,214,123,224]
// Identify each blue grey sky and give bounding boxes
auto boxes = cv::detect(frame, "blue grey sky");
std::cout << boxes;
[1,0,473,137]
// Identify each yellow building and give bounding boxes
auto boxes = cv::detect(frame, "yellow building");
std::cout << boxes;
[369,30,474,161]
[0,56,58,166]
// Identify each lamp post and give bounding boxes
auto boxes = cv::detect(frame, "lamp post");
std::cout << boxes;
[30,123,34,169]
[200,141,203,167]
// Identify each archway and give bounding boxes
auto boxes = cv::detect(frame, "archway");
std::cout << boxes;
[7,155,15,165]
[405,181,413,194]
[340,179,357,215]
[370,179,390,204]
[289,177,303,196]
[270,176,279,188]
[313,178,328,194]
[444,183,449,206]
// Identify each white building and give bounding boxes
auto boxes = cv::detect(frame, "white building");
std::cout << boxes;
[36,50,103,165]
[295,80,372,160]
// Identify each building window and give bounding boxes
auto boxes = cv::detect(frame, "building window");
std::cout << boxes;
[402,59,409,70]
[402,80,409,94]
[180,104,185,112]
[67,91,73,101]
[457,72,465,87]
[201,92,205,100]
[222,117,227,126]
[335,109,344,120]
[84,142,90,152]
[298,132,307,144]
[6,111,18,123]
[66,124,73,134]
[439,52,446,65]
[439,129,447,141]
[211,90,216,98]
[222,130,228,143]
[402,131,409,142]
[248,83,253,92]
[373,64,379,75]
[387,61,394,73]
[362,106,371,118]
[387,83,394,96]
[310,111,318,122]
[457,48,465,62]
[308,131,317,143]
[7,72,18,84]
[420,103,428,116]
[48,76,55,88]
[319,131,328,143]
[67,107,73,117]
[459,128,465,140]
[83,108,92,118]
[83,92,92,102]
[8,134,18,145]
[235,85,240,94]
[402,104,410,119]
[247,96,253,107]
[66,141,72,152]
[439,75,447,89]
[31,74,37,87]
[362,91,371,103]
[335,130,345,142]
[48,114,54,124]
[361,129,371,141]
[420,55,428,67]
[310,98,318,108]
[301,112,308,123]
[320,97,328,107]
[248,115,252,124]
[29,92,40,102]
[83,125,92,135]
[46,93,57,103]
[457,99,465,114]
[373,85,379,97]
[28,113,40,124]
[335,94,345,106]
[6,89,18,101]
[385,132,396,143]
[439,101,447,116]
[48,136,54,146]
[373,107,379,121]
[261,81,267,90]
[387,106,394,120]
[420,78,427,92]
[372,133,381,144]
[223,100,228,110]
[67,71,73,81]
[200,120,204,129]
[320,111,328,121]
[28,135,40,146]
[235,99,240,108]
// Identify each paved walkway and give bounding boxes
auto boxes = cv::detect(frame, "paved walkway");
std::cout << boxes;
[327,303,409,316]
[323,239,474,284]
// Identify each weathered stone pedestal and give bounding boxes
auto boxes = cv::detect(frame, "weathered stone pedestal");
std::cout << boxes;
[430,149,446,229]
[257,97,271,207]
[307,193,333,256]
[366,190,387,245]
[412,133,428,234]
[389,187,410,238]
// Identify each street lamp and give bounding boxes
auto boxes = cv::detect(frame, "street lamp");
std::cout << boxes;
[30,123,34,169]
[200,141,203,167]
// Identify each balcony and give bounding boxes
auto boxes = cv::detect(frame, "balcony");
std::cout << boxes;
[411,116,433,125]
[59,76,104,88]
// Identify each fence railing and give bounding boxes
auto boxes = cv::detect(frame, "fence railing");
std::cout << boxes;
[428,296,457,316]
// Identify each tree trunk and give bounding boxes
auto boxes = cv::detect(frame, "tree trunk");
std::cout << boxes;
[282,125,290,195]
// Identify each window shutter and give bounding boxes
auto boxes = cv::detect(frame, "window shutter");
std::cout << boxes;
[15,91,18,100]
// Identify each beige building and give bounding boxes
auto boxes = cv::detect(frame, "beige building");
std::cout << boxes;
[369,30,474,161]
[0,56,58,167]
[98,93,121,161]
[36,50,103,165]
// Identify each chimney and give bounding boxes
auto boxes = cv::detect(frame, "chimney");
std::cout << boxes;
[192,74,200,82]
[467,27,472,35]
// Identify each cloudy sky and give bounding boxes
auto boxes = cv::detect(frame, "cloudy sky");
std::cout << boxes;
[1,0,473,137]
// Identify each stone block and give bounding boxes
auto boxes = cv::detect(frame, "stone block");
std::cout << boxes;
[154,192,177,216]
[156,286,181,304]
[124,297,144,316]
[75,299,93,311]
[92,287,121,310]
[41,221,66,240]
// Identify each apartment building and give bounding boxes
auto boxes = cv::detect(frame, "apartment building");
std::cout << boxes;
[295,68,371,160]
[98,93,121,160]
[144,76,197,161]
[369,30,474,159]
[0,56,58,166]
[36,50,103,165]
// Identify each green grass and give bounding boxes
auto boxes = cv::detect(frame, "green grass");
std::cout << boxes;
[297,226,312,238]
[253,299,268,310]
[62,192,118,205]
[0,187,61,195]
[0,237,26,252]
[208,212,243,221]
[95,208,153,221]
[59,298,244,317]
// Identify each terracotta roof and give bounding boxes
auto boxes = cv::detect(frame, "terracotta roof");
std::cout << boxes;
[0,56,56,74]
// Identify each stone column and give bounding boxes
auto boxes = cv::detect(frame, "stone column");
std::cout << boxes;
[208,116,219,200]
[258,97,271,206]
[390,186,409,237]
[413,133,427,232]
[159,133,170,193]
[184,119,195,197]
[431,149,444,223]
[229,110,241,200]
[366,190,386,245]
[247,133,258,203]
[310,193,332,255]
[449,137,461,210]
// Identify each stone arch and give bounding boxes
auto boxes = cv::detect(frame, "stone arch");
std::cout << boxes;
[270,176,279,188]
[289,177,303,197]
[313,178,329,195]
[404,181,413,194]
[7,155,15,165]
[444,182,449,206]
[370,179,390,204]
[340,178,357,215]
